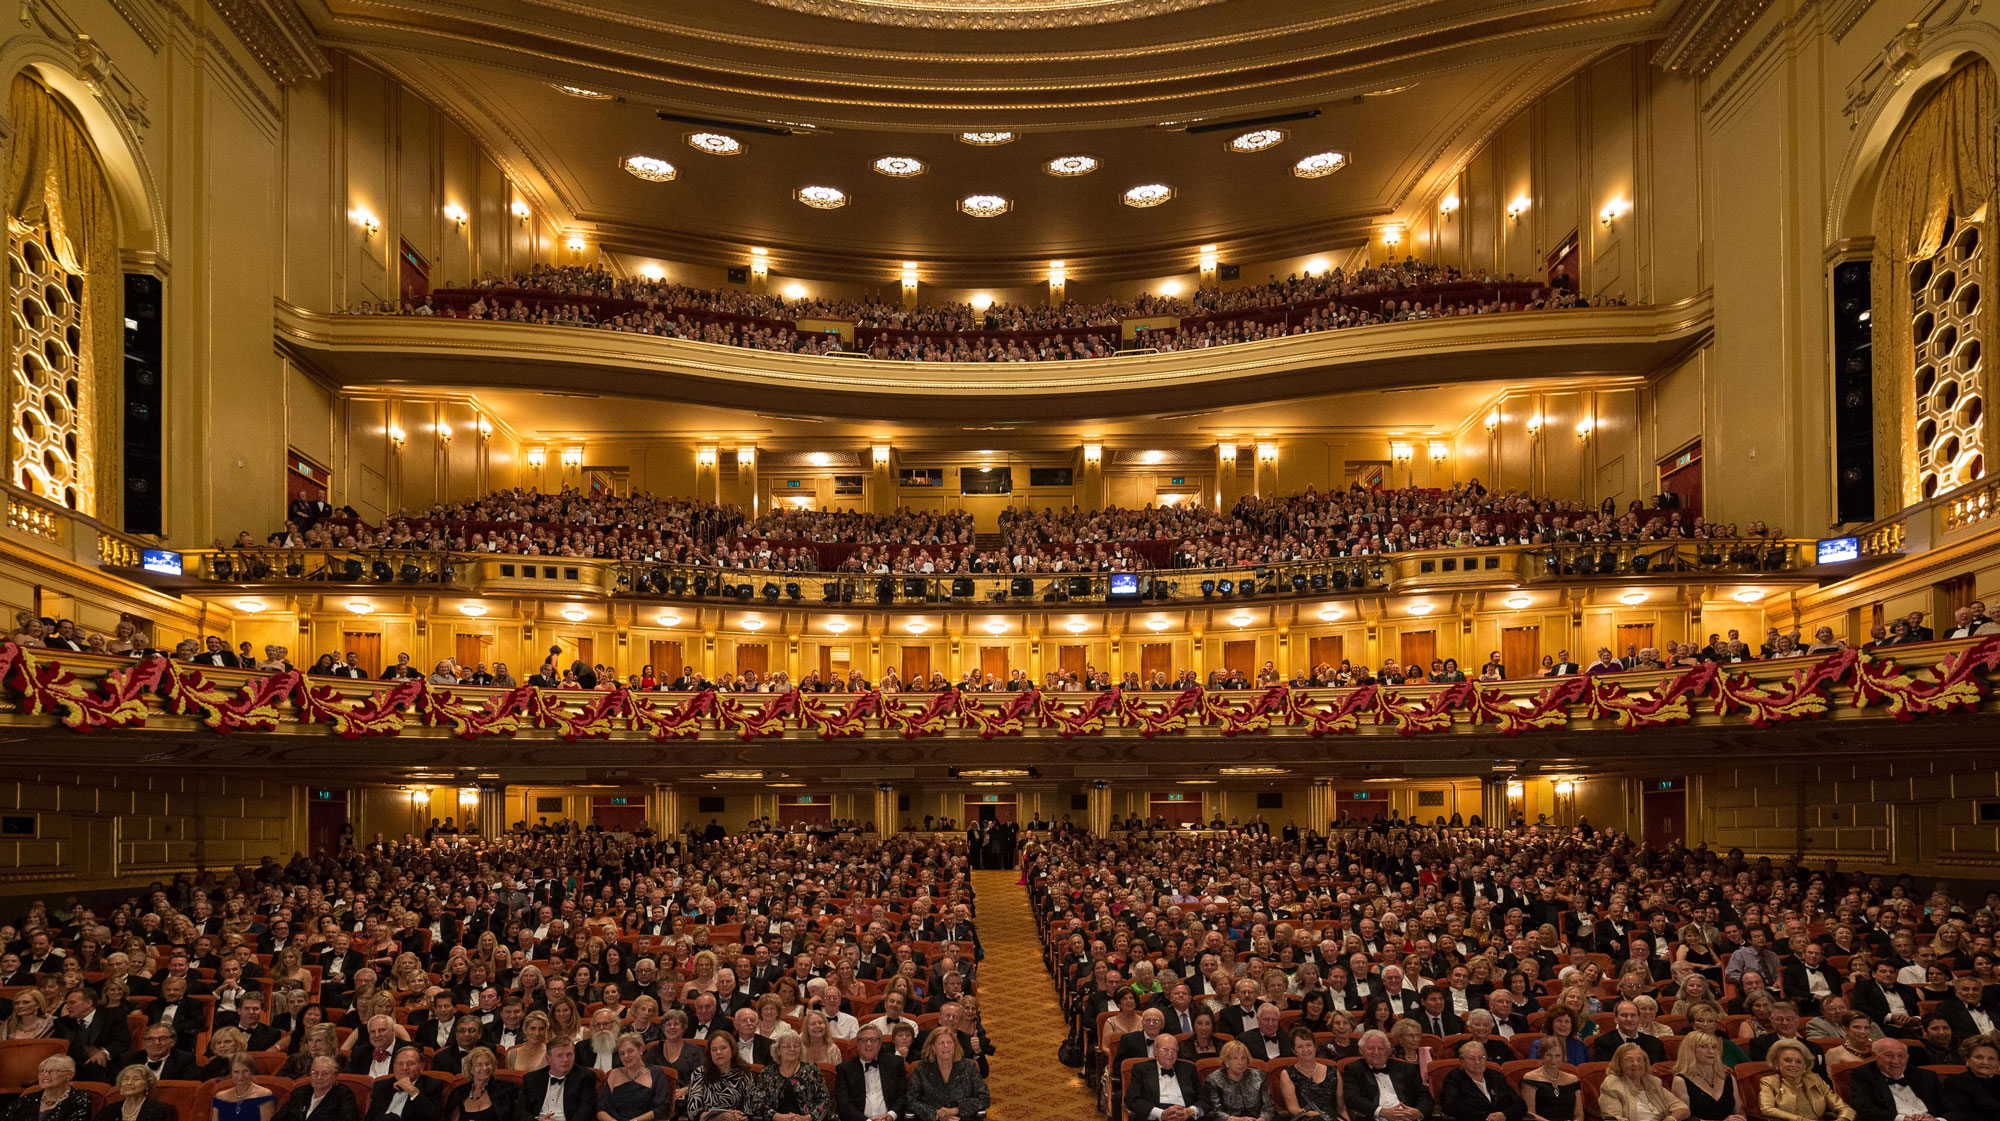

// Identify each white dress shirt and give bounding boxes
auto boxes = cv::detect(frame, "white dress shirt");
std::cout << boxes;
[1371,1068,1404,1119]
[1150,1063,1187,1120]
[1888,1080,1928,1120]
[541,1076,569,1121]
[860,1060,892,1120]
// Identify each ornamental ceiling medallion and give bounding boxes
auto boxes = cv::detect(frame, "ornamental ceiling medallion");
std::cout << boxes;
[740,0,1225,29]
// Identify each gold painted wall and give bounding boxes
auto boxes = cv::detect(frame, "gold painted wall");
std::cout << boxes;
[0,772,300,891]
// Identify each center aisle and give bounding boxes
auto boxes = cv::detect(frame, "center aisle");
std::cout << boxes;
[971,868,1097,1121]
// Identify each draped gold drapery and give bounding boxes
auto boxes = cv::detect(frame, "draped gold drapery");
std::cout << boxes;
[5,72,119,516]
[1871,60,2000,514]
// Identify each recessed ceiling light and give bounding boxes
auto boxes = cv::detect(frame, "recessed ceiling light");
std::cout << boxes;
[552,84,610,99]
[742,617,765,631]
[1123,184,1175,208]
[873,156,926,177]
[1065,619,1088,634]
[657,613,682,627]
[1044,155,1099,177]
[1228,129,1287,153]
[1146,617,1171,632]
[458,603,487,617]
[795,186,847,209]
[1618,590,1649,606]
[906,619,930,635]
[562,608,587,622]
[985,620,1008,635]
[1503,595,1533,610]
[1228,614,1253,627]
[1318,606,1344,621]
[346,601,372,615]
[1733,589,1766,602]
[1407,602,1435,616]
[958,194,1012,218]
[235,600,264,613]
[959,131,1014,146]
[826,619,849,634]
[1293,151,1350,179]
[622,155,677,182]
[807,452,831,465]
[686,132,744,156]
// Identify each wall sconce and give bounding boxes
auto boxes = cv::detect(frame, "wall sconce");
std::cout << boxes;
[444,204,467,230]
[458,787,479,808]
[900,261,919,287]
[1217,442,1237,462]
[750,248,769,282]
[1427,440,1448,464]
[1600,198,1630,227]
[1506,196,1531,222]
[1439,195,1459,220]
[1198,244,1218,271]
[1389,441,1414,465]
[387,425,406,447]
[1554,780,1576,796]
[1082,442,1102,464]
[1380,226,1402,247]
[738,446,757,469]
[1484,408,1500,433]
[566,234,587,252]
[561,446,583,468]
[511,200,531,225]
[1575,417,1594,441]
[1525,414,1543,436]
[526,447,546,468]
[871,444,891,466]
[477,418,493,441]
[350,207,380,238]
[1048,260,1066,283]
[696,446,718,467]
[1255,442,1279,463]
[436,423,452,444]
[1507,781,1525,798]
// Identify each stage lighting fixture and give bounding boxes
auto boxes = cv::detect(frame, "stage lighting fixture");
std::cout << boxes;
[1201,580,1217,597]
[1310,573,1328,590]
[735,583,754,600]
[670,574,688,594]
[1217,579,1235,595]
[1011,577,1033,598]
[1291,574,1308,592]
[877,577,896,604]
[762,582,781,601]
[952,578,974,599]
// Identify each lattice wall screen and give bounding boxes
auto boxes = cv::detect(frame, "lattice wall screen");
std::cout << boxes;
[1911,214,1987,500]
[7,218,89,512]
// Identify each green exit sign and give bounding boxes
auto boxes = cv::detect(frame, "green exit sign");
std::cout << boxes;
[1170,477,1185,485]
[797,795,814,803]
[787,479,802,487]
[312,789,336,801]
[1165,793,1184,802]
[981,794,999,802]
[609,797,630,805]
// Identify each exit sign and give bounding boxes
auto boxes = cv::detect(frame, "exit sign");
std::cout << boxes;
[797,796,814,804]
[787,479,802,487]
[1676,450,1695,469]
[312,789,336,801]
[1165,793,1184,802]
[1653,779,1683,792]
[980,794,999,802]
[608,797,630,806]
[1170,477,1185,485]
[1350,791,1371,799]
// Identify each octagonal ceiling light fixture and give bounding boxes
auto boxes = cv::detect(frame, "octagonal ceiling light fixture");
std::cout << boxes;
[1122,183,1175,208]
[1293,151,1350,179]
[1228,129,1288,153]
[1146,617,1171,632]
[906,619,930,635]
[686,131,744,156]
[551,84,610,99]
[1317,606,1344,622]
[622,155,678,182]
[958,194,1012,218]
[873,156,926,178]
[1503,594,1533,610]
[984,620,1008,635]
[959,131,1015,146]
[1044,155,1099,177]
[561,607,588,623]
[795,185,848,210]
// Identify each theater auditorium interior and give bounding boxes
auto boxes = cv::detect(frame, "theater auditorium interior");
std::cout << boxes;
[5,0,2000,1119]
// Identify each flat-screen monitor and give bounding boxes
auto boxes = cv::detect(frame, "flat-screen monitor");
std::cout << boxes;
[1108,572,1140,597]
[141,549,182,575]
[1816,536,1860,564]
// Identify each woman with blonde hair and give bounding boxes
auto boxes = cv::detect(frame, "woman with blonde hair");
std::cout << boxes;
[278,1023,340,1079]
[1668,1030,1744,1120]
[1758,1038,1854,1121]
[0,989,55,1039]
[1598,1041,1690,1121]
[797,1010,842,1067]
[680,950,719,1001]
[1199,1040,1275,1121]
[506,1010,552,1070]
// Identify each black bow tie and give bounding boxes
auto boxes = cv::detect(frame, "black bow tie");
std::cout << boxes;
[860,1061,877,1071]
[1885,1076,1908,1086]
[548,1078,563,1086]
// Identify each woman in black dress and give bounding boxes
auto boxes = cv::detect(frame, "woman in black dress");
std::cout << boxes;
[1945,1037,2000,1121]
[92,1067,178,1121]
[443,1049,515,1121]
[900,1028,988,1121]
[597,1035,672,1121]
[1520,1036,1581,1121]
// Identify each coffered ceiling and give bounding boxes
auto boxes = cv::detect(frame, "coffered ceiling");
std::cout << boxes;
[299,0,1683,281]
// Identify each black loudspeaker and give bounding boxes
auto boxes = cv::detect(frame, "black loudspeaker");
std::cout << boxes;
[1070,793,1088,811]
[1256,792,1283,809]
[1011,577,1033,598]
[1832,260,1875,523]
[1067,575,1091,598]
[697,796,725,814]
[897,795,911,812]
[877,577,896,604]
[123,274,163,535]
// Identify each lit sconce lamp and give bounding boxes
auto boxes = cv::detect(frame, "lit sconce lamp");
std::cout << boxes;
[1255,441,1279,463]
[566,234,587,253]
[696,446,718,467]
[1389,441,1414,465]
[1484,408,1500,433]
[511,200,531,225]
[1048,259,1067,303]
[458,787,478,808]
[749,247,769,282]
[1575,417,1594,441]
[561,446,583,468]
[1439,195,1460,220]
[1082,442,1102,465]
[901,261,919,294]
[1555,780,1576,796]
[526,447,546,468]
[1217,441,1237,461]
[444,204,467,230]
[871,444,891,466]
[1600,198,1631,227]
[1198,244,1218,285]
[639,263,666,280]
[387,425,406,447]
[1506,781,1525,797]
[1525,414,1544,436]
[1506,196,1531,222]
[477,418,493,441]
[739,446,757,469]
[1380,225,1402,247]
[350,207,380,238]
[1427,440,1448,464]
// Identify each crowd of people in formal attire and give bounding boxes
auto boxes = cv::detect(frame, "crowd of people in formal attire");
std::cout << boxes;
[338,262,1623,364]
[0,828,995,1121]
[1026,818,2000,1121]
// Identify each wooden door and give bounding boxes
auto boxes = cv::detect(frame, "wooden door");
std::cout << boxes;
[1058,644,1086,679]
[736,642,769,676]
[1148,794,1204,827]
[964,796,1018,824]
[979,645,1009,684]
[1308,636,1344,675]
[1500,627,1540,680]
[341,632,381,676]
[1221,640,1255,676]
[590,797,645,832]
[454,633,486,670]
[1642,786,1686,850]
[902,645,931,685]
[557,636,595,670]
[1615,624,1654,660]
[1399,631,1436,673]
[307,792,347,856]
[779,797,833,826]
[649,640,688,679]
[1140,643,1173,682]
[818,645,834,682]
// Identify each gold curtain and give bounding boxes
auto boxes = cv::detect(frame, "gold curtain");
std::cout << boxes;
[1871,60,2000,513]
[6,72,119,517]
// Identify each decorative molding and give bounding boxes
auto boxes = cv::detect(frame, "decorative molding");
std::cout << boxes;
[205,0,331,84]
[1651,0,1778,75]
[1699,0,1822,115]
[739,0,1227,31]
[1828,0,1879,41]
[153,0,283,120]
[1840,18,1931,125]
[104,0,166,52]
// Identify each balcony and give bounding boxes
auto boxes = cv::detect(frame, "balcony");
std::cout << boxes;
[274,291,1714,421]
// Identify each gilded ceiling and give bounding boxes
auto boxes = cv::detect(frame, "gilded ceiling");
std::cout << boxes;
[739,0,1230,30]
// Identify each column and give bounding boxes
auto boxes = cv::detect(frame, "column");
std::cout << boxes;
[874,786,898,838]
[870,445,894,515]
[1481,777,1510,828]
[1086,784,1112,837]
[647,783,677,838]
[1308,781,1335,832]
[1080,443,1105,512]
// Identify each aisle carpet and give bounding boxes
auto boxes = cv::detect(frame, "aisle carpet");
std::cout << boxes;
[973,868,1097,1120]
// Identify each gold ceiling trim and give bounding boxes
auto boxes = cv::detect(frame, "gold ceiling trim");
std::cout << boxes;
[738,0,1226,30]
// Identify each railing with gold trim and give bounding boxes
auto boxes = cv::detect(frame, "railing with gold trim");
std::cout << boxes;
[1,483,155,572]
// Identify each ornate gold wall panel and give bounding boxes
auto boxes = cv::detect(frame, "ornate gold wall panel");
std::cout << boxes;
[8,220,88,508]
[1909,214,1986,498]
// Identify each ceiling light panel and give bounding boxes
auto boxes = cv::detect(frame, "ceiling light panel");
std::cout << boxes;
[686,132,745,156]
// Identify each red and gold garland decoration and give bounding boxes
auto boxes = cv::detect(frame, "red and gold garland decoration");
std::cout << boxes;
[4,637,2000,743]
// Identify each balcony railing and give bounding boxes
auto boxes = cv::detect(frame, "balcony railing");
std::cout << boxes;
[160,539,1814,605]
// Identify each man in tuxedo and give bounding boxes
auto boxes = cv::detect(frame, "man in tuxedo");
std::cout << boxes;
[518,1040,596,1121]
[1343,1030,1432,1121]
[1781,941,1840,1016]
[1234,1003,1291,1062]
[235,995,287,1052]
[1847,1038,1946,1121]
[1484,991,1531,1037]
[1415,987,1465,1037]
[319,932,366,993]
[346,1015,412,1077]
[1123,1032,1202,1121]
[56,986,128,1081]
[1216,978,1262,1037]
[118,1024,200,1082]
[711,969,751,1017]
[24,930,65,973]
[728,1008,775,1067]
[684,993,725,1040]
[1371,965,1421,1018]
[1548,650,1580,675]
[412,990,460,1051]
[276,1058,361,1121]
[937,906,984,964]
[1590,1001,1666,1063]
[834,1026,907,1121]
[1853,960,1925,1038]
[743,945,785,996]
[1115,1007,1168,1065]
[146,975,204,1046]
[365,1047,444,1121]
[427,1017,488,1075]
[190,636,241,668]
[1939,975,1999,1044]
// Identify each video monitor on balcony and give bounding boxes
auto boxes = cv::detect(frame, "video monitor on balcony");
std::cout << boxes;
[1108,573,1140,598]
[1816,536,1860,564]
[141,549,182,576]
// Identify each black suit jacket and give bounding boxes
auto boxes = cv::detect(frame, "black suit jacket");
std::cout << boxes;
[1779,960,1839,1014]
[1124,1060,1201,1121]
[1943,1071,2000,1121]
[515,1068,597,1121]
[1235,1029,1290,1062]
[346,1040,418,1075]
[1937,995,1999,1042]
[116,1048,201,1082]
[1590,1031,1665,1064]
[1848,1062,1945,1121]
[1439,1067,1525,1121]
[57,1010,130,1075]
[274,1084,361,1121]
[364,1076,444,1121]
[1344,1059,1434,1120]
[1114,1031,1164,1066]
[833,1053,908,1121]
[1414,1010,1465,1037]
[1852,979,1924,1026]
